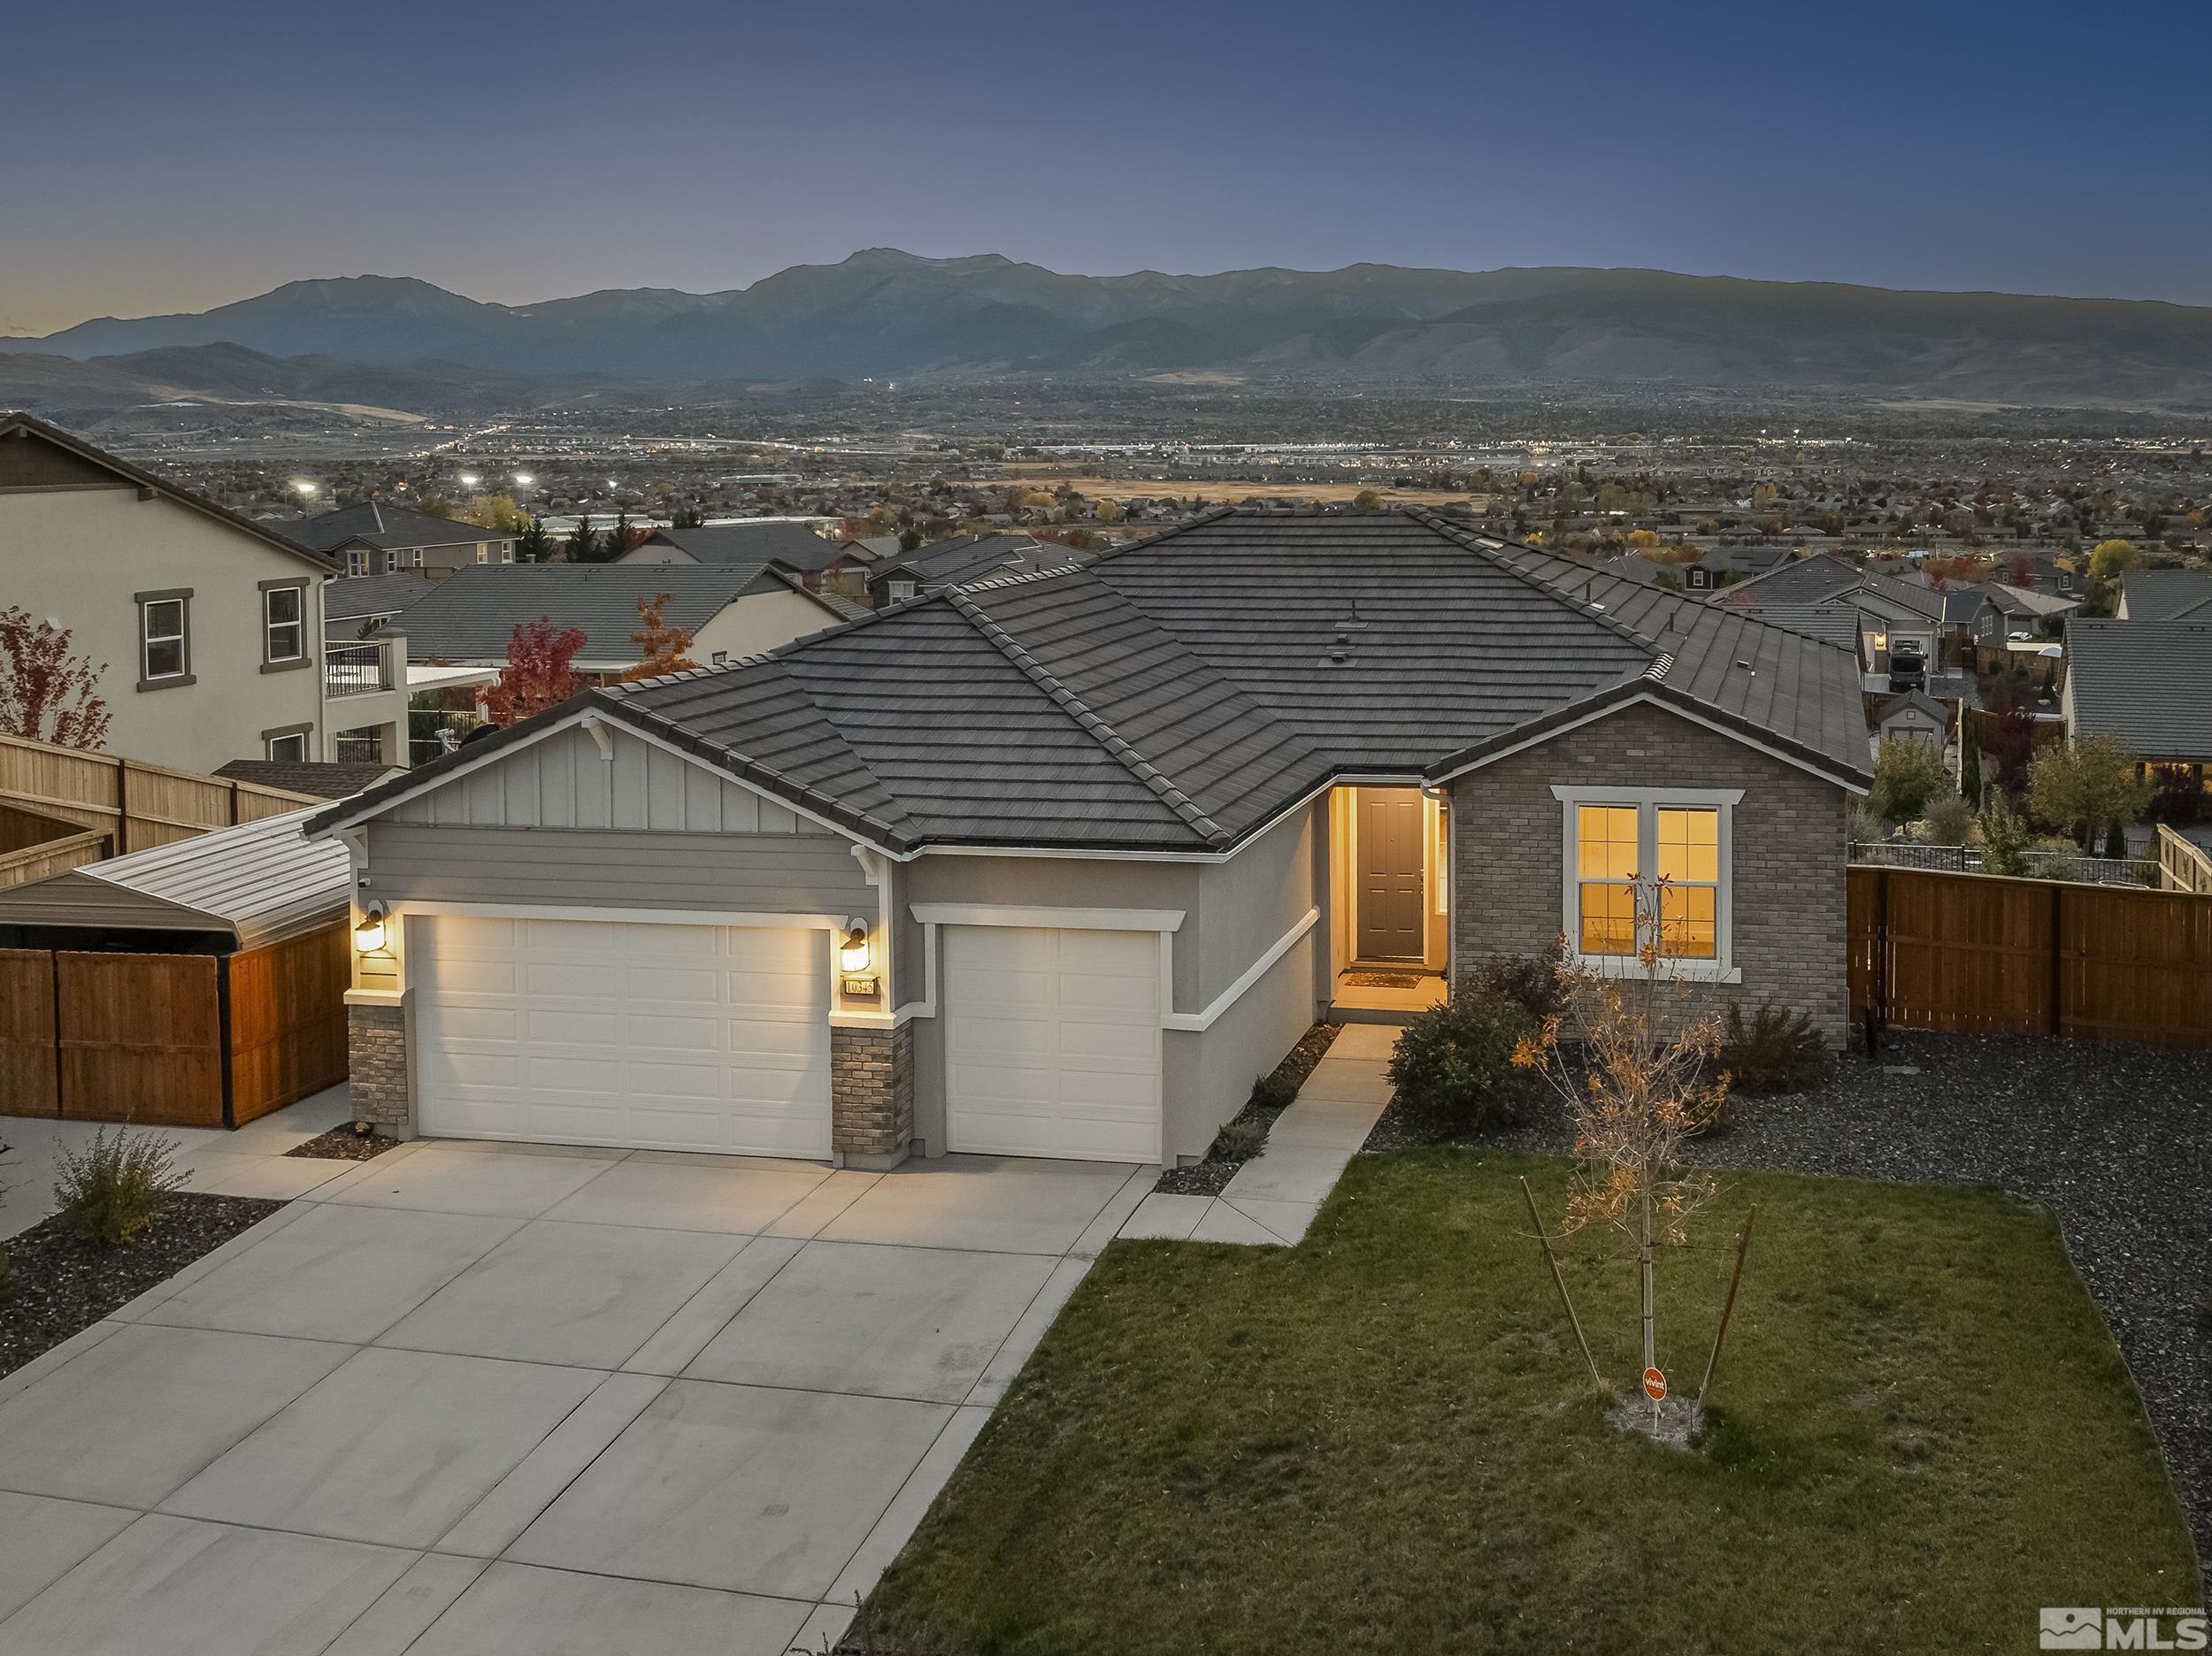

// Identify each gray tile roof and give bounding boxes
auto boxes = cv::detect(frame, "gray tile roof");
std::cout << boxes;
[1708,550,1863,606]
[319,510,1871,855]
[323,571,439,625]
[290,501,501,554]
[212,759,403,799]
[2117,570,2212,621]
[386,564,796,666]
[2063,620,2212,761]
[875,534,1080,588]
[635,522,846,571]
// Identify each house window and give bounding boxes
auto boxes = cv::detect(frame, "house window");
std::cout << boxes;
[400,547,424,569]
[344,548,366,577]
[138,593,189,684]
[475,542,489,564]
[265,728,310,762]
[264,585,304,663]
[1554,786,1740,980]
[888,579,918,602]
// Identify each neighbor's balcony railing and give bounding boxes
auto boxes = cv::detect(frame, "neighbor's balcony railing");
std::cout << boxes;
[325,641,393,697]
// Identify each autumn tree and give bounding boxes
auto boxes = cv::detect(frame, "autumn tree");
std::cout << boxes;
[2089,538,2139,581]
[465,494,525,533]
[480,617,586,727]
[2029,733,2150,849]
[618,594,698,683]
[0,607,111,748]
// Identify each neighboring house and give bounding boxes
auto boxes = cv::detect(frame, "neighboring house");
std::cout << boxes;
[620,520,879,602]
[0,411,339,772]
[380,563,851,674]
[311,509,1869,1175]
[1973,581,2081,644]
[2115,570,2212,621]
[1709,549,1863,607]
[2062,620,2212,792]
[214,758,405,800]
[289,502,516,579]
[324,572,439,640]
[865,534,1083,607]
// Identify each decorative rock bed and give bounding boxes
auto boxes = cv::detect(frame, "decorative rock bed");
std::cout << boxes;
[1155,1021,1342,1196]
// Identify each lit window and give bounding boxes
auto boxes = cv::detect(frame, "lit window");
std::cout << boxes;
[1556,788,1738,978]
[141,596,188,680]
[265,586,303,663]
[475,543,489,564]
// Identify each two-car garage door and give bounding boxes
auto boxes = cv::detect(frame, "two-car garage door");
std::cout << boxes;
[412,915,831,1157]
[943,924,1163,1162]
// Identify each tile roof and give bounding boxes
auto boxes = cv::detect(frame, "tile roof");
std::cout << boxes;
[212,759,404,799]
[1708,550,1863,606]
[2117,570,2212,621]
[384,563,803,666]
[2063,620,2212,761]
[289,501,503,554]
[874,534,1082,588]
[634,521,846,571]
[318,510,1871,855]
[322,571,440,625]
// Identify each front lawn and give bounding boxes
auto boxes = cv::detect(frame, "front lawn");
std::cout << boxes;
[867,1151,2201,1655]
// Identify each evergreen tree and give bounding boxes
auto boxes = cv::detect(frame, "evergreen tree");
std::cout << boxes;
[603,510,634,561]
[1960,734,1983,807]
[564,515,598,564]
[514,515,553,563]
[2103,818,2130,861]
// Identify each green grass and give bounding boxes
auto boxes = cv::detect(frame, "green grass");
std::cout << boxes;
[868,1151,2200,1656]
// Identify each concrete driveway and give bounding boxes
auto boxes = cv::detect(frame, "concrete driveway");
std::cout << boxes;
[0,1133,1151,1654]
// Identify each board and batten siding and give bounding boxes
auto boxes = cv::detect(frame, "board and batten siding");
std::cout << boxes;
[392,723,830,837]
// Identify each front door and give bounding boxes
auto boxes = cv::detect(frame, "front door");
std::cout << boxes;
[1356,789,1425,961]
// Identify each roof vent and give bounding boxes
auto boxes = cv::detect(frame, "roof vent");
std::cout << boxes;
[1336,598,1369,632]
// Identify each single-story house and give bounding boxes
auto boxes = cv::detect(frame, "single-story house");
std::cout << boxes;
[2115,570,2212,622]
[1973,580,2081,643]
[289,502,516,579]
[376,563,853,674]
[310,509,1870,1172]
[2062,619,2212,792]
[619,521,876,600]
[864,534,1082,607]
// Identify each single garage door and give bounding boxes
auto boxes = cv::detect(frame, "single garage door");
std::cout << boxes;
[412,914,831,1157]
[944,924,1162,1162]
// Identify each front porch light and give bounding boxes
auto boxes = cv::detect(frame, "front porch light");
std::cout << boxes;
[840,924,871,973]
[354,901,388,954]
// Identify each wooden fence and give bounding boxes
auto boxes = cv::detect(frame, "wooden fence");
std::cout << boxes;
[0,920,349,1128]
[1850,866,2212,1049]
[0,732,315,883]
[2157,824,2212,897]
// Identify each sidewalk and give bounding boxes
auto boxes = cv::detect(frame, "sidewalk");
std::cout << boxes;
[1118,1023,1395,1246]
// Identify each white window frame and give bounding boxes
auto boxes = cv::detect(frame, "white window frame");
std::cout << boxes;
[265,730,310,762]
[264,584,305,663]
[140,595,188,682]
[344,548,366,577]
[1551,785,1741,983]
[887,579,918,602]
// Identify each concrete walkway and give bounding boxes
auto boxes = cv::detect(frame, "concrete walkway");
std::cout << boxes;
[0,1138,1152,1655]
[1118,1023,1394,1246]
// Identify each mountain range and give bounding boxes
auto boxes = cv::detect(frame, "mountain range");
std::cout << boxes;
[7,249,2212,412]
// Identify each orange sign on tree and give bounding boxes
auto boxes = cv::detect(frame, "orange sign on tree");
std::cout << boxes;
[1641,1366,1668,1401]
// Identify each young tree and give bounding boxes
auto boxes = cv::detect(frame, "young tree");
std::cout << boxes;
[513,515,553,563]
[669,505,706,530]
[564,516,599,564]
[601,510,635,560]
[2029,734,2151,849]
[617,594,698,683]
[465,493,525,533]
[0,607,111,748]
[1513,882,1730,1429]
[1870,737,1951,824]
[480,617,586,727]
[1960,733,1984,807]
[1978,794,2032,877]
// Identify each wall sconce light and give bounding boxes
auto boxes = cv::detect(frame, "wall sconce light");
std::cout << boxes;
[839,924,871,973]
[354,901,388,954]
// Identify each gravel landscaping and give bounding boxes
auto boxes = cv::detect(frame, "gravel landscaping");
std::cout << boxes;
[1365,1029,2212,1559]
[283,1124,403,1162]
[0,1193,280,1378]
[1155,1021,1340,1196]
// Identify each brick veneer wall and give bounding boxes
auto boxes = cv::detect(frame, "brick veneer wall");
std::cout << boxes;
[832,1022,913,1167]
[1448,701,1851,1046]
[346,1000,412,1132]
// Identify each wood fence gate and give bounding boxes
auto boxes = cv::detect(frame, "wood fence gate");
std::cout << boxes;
[1849,866,2212,1049]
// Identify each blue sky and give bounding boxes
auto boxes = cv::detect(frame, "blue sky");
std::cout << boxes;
[7,0,2211,334]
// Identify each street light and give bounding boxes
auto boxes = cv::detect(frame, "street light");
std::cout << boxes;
[291,480,318,499]
[458,472,480,489]
[513,473,534,488]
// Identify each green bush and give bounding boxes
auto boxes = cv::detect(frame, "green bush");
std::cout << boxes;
[1248,1070,1300,1113]
[1463,944,1567,1024]
[53,1126,185,1249]
[1717,998,1824,1096]
[1210,1117,1267,1162]
[1386,988,1530,1129]
[1922,793,1976,847]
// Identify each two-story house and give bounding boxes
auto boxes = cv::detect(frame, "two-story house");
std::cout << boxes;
[1,413,341,773]
[289,502,516,579]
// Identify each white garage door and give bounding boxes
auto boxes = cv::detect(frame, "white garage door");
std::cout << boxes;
[944,924,1162,1162]
[412,914,831,1157]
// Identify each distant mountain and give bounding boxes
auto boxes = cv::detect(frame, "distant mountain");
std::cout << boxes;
[8,250,2212,410]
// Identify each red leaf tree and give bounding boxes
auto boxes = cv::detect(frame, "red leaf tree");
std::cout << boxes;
[480,617,586,727]
[0,606,111,749]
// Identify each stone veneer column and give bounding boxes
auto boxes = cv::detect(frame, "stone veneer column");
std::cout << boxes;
[831,1022,914,1169]
[346,1000,413,1134]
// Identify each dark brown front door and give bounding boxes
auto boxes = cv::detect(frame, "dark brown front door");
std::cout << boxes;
[1356,790,1425,960]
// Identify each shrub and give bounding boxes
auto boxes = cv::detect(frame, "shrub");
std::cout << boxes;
[1463,944,1567,1024]
[53,1126,184,1249]
[1978,794,2032,878]
[1922,793,1976,847]
[1870,740,1950,824]
[1386,987,1530,1129]
[1717,998,1824,1097]
[1210,1117,1267,1162]
[2102,818,2129,861]
[1248,1070,1300,1114]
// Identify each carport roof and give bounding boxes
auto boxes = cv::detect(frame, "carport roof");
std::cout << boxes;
[311,510,1872,855]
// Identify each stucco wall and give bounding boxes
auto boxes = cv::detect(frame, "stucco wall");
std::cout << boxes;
[1448,700,1851,1044]
[0,486,326,771]
[691,588,845,661]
